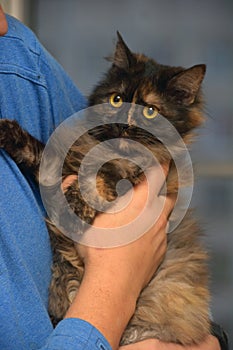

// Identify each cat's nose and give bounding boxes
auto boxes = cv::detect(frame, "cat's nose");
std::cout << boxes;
[127,104,136,125]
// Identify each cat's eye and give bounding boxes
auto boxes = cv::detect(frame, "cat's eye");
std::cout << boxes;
[143,106,159,119]
[109,93,123,108]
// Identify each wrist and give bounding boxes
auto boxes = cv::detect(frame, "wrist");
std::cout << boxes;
[65,268,136,350]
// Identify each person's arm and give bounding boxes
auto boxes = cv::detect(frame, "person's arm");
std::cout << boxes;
[65,166,172,350]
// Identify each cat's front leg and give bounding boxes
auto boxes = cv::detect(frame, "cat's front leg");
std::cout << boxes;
[0,119,44,179]
[95,159,144,204]
[48,226,85,326]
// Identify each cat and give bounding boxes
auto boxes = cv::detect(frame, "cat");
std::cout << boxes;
[0,32,210,346]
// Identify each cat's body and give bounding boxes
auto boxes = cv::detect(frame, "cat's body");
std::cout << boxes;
[0,33,210,345]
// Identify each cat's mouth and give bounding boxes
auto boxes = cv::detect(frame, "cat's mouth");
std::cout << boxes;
[88,123,161,153]
[118,124,132,137]
[114,124,163,154]
[117,124,158,144]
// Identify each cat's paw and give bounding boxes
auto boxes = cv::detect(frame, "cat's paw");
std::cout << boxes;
[0,119,25,153]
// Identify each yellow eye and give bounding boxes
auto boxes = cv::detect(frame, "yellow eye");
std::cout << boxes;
[109,93,123,108]
[143,106,159,119]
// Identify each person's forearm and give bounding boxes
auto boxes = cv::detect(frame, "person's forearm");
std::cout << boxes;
[65,267,136,350]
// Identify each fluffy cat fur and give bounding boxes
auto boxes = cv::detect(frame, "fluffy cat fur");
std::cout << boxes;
[0,32,210,346]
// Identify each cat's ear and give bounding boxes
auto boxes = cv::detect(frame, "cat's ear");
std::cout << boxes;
[167,64,206,105]
[112,31,136,70]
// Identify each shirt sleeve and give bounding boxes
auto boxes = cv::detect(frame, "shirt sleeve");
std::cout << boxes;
[42,319,111,350]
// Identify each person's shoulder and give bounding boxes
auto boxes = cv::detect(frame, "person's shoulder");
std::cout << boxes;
[4,14,40,55]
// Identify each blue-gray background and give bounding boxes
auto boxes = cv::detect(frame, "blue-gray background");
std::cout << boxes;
[29,0,233,344]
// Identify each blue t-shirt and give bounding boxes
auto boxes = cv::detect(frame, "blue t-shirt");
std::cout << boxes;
[0,15,111,350]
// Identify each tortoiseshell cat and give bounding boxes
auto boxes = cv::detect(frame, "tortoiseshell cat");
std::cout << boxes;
[0,33,210,346]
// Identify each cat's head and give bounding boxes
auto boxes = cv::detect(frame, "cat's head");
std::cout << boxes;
[88,32,206,151]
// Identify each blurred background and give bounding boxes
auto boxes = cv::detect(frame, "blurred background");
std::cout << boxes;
[3,0,232,345]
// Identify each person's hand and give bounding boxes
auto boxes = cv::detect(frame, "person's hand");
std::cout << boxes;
[0,5,8,36]
[65,164,175,350]
[78,164,173,299]
[119,335,220,350]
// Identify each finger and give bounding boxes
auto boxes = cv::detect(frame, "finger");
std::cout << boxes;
[160,194,177,218]
[160,161,170,177]
[105,164,168,215]
[144,163,169,200]
[149,194,176,234]
[61,174,78,192]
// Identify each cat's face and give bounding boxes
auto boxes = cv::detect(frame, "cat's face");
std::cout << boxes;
[88,32,206,153]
